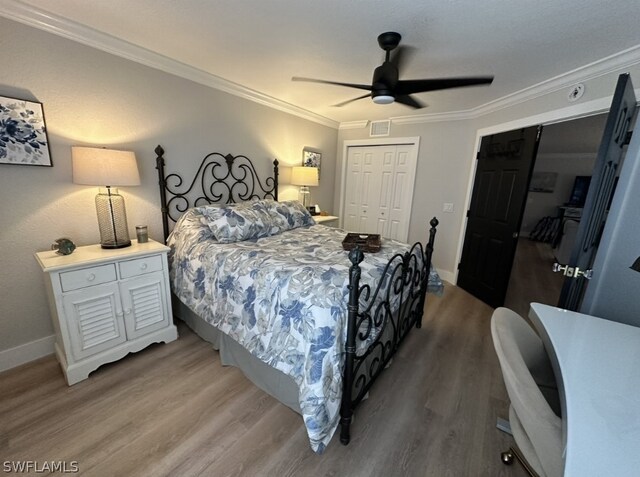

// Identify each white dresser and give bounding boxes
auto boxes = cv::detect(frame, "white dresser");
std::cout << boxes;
[35,239,178,385]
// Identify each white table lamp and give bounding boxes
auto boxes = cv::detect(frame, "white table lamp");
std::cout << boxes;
[291,166,318,208]
[72,146,140,249]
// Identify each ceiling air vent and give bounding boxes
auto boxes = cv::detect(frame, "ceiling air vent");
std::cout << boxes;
[370,120,390,137]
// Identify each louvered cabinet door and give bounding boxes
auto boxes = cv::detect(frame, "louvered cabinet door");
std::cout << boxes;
[62,282,127,361]
[119,272,170,340]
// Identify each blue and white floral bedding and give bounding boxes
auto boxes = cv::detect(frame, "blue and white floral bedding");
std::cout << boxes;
[167,201,443,453]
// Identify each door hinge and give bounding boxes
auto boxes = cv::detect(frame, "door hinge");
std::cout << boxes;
[466,210,471,218]
[624,130,633,145]
[552,262,593,279]
[476,151,481,160]
[457,262,462,270]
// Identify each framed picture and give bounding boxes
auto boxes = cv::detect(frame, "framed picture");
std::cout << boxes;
[529,171,558,193]
[0,95,52,167]
[303,148,321,176]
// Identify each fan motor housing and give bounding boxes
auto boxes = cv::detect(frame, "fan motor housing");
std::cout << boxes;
[377,32,401,51]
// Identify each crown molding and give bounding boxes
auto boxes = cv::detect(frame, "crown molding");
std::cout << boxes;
[352,44,640,127]
[0,1,339,129]
[338,120,369,130]
[471,44,640,117]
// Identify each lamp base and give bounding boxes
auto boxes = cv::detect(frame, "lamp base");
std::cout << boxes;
[299,185,310,208]
[96,187,132,249]
[100,240,132,249]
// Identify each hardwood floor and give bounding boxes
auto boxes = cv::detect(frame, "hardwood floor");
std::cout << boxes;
[1,285,527,477]
[504,238,565,320]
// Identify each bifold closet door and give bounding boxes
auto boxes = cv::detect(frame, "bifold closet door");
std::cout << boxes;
[344,146,389,234]
[344,144,416,241]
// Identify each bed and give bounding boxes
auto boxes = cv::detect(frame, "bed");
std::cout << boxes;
[155,145,442,453]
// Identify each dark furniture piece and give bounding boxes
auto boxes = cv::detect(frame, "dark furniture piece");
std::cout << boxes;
[154,145,438,445]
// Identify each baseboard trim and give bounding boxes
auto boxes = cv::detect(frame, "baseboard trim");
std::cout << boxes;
[437,269,455,285]
[0,335,55,372]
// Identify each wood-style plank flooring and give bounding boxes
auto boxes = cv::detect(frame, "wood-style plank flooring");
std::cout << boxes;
[504,238,565,320]
[1,285,526,477]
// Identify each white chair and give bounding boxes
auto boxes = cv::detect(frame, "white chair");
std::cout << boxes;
[491,307,563,477]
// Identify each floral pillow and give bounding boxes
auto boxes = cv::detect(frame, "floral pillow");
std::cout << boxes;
[200,202,275,243]
[167,208,215,244]
[189,199,315,243]
[267,200,316,232]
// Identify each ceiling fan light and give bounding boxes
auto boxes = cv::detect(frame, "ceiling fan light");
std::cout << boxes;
[373,95,395,105]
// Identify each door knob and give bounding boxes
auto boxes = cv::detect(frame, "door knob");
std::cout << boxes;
[512,232,519,239]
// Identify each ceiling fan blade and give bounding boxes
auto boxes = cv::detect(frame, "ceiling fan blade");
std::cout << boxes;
[395,94,426,109]
[395,76,494,95]
[333,93,371,107]
[292,77,372,91]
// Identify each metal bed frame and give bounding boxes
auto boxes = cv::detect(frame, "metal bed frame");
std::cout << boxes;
[155,144,438,445]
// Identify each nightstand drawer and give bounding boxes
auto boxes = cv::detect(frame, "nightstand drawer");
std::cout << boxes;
[119,254,163,279]
[60,264,117,292]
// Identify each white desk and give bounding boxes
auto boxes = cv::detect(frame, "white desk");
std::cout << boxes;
[529,303,640,477]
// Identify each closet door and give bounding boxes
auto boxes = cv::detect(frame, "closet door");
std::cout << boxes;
[344,147,384,234]
[386,144,416,241]
[376,148,396,237]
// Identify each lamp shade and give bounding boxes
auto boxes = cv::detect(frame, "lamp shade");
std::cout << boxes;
[72,146,140,186]
[290,166,319,186]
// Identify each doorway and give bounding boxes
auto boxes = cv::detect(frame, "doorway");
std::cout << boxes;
[457,74,637,311]
[503,114,608,318]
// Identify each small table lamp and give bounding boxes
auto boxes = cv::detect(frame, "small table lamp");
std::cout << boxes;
[291,166,318,208]
[72,146,140,249]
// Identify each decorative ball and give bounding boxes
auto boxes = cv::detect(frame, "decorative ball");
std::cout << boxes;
[52,237,76,255]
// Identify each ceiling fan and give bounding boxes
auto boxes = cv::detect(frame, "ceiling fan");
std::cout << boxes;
[292,32,494,109]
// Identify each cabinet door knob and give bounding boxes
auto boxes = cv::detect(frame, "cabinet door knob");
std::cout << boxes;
[87,273,96,282]
[140,263,148,270]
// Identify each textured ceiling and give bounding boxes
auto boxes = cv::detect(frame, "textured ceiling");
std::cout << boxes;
[15,0,640,123]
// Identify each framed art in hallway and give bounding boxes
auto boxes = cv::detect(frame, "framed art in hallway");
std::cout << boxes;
[0,95,52,167]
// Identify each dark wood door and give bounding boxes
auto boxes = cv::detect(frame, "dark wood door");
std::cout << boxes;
[458,126,542,307]
[558,73,637,310]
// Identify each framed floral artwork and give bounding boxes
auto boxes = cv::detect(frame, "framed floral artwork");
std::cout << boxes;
[0,95,52,167]
[302,148,321,176]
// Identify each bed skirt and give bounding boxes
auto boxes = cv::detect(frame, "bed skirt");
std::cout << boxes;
[172,295,302,414]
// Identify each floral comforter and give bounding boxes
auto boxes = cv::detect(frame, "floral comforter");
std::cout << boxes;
[168,208,443,453]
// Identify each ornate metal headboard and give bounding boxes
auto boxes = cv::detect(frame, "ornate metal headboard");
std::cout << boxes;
[155,145,279,242]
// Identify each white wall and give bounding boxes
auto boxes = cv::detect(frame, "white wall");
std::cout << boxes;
[0,17,337,361]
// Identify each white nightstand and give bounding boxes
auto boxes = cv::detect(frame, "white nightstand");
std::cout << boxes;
[35,239,178,385]
[314,215,339,227]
